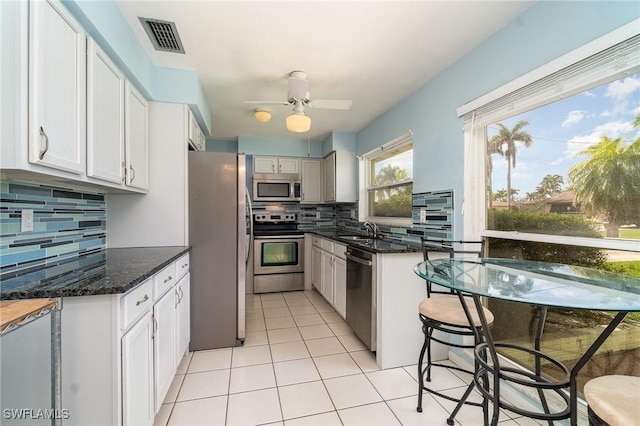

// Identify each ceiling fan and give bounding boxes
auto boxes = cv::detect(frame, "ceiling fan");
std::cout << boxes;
[245,71,352,132]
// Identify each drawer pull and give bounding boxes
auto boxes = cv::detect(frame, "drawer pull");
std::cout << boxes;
[164,275,173,283]
[136,294,149,306]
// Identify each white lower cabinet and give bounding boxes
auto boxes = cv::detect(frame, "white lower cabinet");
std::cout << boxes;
[153,288,177,409]
[122,311,154,426]
[59,254,190,425]
[311,236,348,319]
[333,252,347,318]
[176,273,191,359]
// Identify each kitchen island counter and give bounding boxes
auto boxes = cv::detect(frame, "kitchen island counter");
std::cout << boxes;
[1,246,190,300]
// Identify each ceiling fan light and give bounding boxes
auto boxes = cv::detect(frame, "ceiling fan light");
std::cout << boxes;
[286,113,311,132]
[254,109,271,123]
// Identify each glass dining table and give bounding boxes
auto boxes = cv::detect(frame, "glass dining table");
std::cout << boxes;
[414,257,640,426]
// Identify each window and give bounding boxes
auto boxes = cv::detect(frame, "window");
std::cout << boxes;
[458,21,640,399]
[360,132,413,224]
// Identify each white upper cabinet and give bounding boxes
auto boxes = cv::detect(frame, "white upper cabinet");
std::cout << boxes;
[87,39,125,184]
[125,82,149,190]
[187,110,205,151]
[323,151,356,203]
[254,156,278,174]
[28,0,86,174]
[254,156,300,175]
[278,157,299,174]
[301,159,322,203]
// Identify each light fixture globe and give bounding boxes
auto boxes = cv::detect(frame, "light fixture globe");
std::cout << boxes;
[254,109,271,123]
[286,113,311,132]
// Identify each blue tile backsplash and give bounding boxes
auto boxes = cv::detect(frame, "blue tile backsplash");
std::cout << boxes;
[0,180,106,278]
[252,189,454,248]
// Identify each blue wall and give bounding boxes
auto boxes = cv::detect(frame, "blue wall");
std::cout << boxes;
[356,1,640,238]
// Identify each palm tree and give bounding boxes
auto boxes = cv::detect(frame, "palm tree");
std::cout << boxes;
[568,136,640,237]
[488,121,533,210]
[535,174,564,198]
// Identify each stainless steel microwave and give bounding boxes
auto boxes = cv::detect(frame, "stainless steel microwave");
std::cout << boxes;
[252,174,301,202]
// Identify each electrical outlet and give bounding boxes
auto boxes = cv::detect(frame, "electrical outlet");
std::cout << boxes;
[351,209,357,219]
[316,211,321,219]
[21,209,34,232]
[419,208,427,224]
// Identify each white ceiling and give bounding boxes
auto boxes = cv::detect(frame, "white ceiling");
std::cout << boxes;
[116,1,534,141]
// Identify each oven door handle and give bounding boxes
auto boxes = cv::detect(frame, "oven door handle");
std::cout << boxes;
[346,253,373,266]
[254,235,305,239]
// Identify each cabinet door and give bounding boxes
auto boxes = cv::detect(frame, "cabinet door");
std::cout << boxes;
[87,39,125,184]
[153,289,176,409]
[125,82,149,190]
[278,158,299,174]
[320,250,334,304]
[334,256,347,319]
[176,273,190,361]
[312,246,323,292]
[254,156,278,174]
[323,153,336,202]
[122,312,154,426]
[301,159,322,203]
[29,0,86,174]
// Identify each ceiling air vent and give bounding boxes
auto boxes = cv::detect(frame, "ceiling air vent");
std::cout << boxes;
[139,17,185,54]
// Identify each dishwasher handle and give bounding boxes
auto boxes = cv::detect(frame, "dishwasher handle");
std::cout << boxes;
[346,253,373,266]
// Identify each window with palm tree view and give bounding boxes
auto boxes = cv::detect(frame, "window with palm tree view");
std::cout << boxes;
[365,139,413,220]
[484,71,640,398]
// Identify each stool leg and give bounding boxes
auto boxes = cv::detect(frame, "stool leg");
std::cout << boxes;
[417,326,428,413]
[425,327,434,382]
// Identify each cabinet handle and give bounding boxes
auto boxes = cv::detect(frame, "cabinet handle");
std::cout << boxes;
[181,263,188,269]
[175,288,180,307]
[272,164,276,172]
[129,165,136,183]
[151,316,158,339]
[136,294,149,306]
[179,286,184,301]
[38,126,49,160]
[122,161,127,182]
[164,275,173,283]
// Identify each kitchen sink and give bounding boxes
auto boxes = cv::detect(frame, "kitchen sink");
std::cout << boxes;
[340,235,374,241]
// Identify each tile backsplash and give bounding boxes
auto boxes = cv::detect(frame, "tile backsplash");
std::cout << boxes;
[0,180,106,278]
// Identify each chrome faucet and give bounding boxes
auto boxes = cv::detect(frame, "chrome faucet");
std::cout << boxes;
[363,221,379,238]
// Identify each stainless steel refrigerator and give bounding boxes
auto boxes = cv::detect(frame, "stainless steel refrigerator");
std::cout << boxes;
[188,152,247,350]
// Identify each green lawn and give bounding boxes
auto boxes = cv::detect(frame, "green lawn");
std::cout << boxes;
[620,227,640,239]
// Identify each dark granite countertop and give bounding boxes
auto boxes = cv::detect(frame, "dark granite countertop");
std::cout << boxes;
[0,247,190,300]
[309,230,421,254]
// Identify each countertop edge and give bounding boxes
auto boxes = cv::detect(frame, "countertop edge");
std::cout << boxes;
[1,246,191,300]
[305,231,421,254]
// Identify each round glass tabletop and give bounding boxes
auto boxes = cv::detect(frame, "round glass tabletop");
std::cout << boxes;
[414,257,640,312]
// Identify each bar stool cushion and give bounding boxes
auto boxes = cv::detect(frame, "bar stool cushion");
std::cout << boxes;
[419,296,494,327]
[584,375,640,426]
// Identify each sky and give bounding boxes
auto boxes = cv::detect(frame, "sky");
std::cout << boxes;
[488,72,640,197]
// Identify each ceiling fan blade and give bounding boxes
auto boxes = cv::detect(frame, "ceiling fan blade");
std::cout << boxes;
[244,100,289,106]
[308,99,353,110]
[288,76,309,100]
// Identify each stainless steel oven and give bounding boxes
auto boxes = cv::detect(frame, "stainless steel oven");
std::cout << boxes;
[253,214,305,293]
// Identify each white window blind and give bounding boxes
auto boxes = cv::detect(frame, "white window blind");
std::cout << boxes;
[458,19,640,129]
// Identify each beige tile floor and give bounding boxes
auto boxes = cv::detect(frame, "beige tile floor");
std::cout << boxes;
[153,290,547,426]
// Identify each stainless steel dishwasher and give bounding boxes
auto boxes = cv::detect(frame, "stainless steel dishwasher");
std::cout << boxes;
[345,246,377,351]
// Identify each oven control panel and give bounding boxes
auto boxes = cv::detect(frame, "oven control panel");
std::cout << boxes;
[253,213,296,223]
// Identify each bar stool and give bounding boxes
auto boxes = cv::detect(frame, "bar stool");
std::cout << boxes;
[416,238,494,425]
[584,375,640,426]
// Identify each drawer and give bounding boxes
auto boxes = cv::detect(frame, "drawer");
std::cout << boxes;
[312,236,323,248]
[321,238,334,252]
[153,262,177,300]
[121,279,153,331]
[334,243,347,259]
[176,253,190,279]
